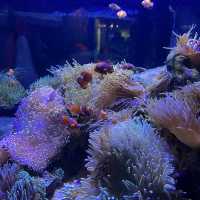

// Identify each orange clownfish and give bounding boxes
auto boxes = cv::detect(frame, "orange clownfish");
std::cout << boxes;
[62,115,78,128]
[99,110,108,120]
[67,104,81,115]
[77,71,93,89]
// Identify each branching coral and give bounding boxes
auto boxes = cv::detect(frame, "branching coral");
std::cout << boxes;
[0,73,26,109]
[0,86,71,172]
[146,83,200,148]
[77,118,175,199]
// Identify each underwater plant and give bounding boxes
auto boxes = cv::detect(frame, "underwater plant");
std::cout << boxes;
[0,86,71,172]
[0,72,26,109]
[146,88,200,148]
[76,118,175,199]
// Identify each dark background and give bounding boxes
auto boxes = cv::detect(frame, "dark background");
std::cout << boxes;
[0,0,199,79]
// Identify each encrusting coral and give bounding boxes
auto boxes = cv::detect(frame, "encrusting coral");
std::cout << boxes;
[0,72,26,110]
[76,118,175,199]
[146,82,200,148]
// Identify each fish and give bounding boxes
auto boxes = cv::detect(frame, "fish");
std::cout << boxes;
[6,68,15,77]
[67,104,81,115]
[99,110,108,120]
[62,115,78,128]
[77,71,93,89]
[141,0,154,9]
[116,10,127,19]
[109,3,121,11]
[95,62,114,74]
[109,3,127,19]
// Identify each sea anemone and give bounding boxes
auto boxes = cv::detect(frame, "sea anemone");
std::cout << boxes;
[132,66,172,95]
[91,70,145,110]
[146,90,200,148]
[29,75,60,93]
[166,25,200,70]
[0,72,26,109]
[0,86,71,172]
[77,118,175,199]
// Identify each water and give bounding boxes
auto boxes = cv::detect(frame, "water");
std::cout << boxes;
[0,1,200,199]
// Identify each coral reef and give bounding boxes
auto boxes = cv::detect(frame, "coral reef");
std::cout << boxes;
[0,72,26,110]
[2,55,200,199]
[77,118,175,199]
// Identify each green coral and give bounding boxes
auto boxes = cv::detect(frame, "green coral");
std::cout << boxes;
[0,73,26,109]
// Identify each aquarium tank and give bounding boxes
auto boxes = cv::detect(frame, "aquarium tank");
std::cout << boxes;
[0,0,200,199]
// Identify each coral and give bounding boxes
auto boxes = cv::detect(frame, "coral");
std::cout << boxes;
[0,87,71,172]
[0,163,20,199]
[77,118,175,199]
[7,170,47,200]
[0,73,26,109]
[146,90,200,148]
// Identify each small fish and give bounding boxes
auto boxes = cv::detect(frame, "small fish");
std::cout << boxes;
[77,71,93,89]
[99,110,108,120]
[109,3,121,11]
[95,62,114,74]
[67,104,81,115]
[116,10,127,19]
[141,0,154,9]
[7,68,15,77]
[62,115,78,128]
